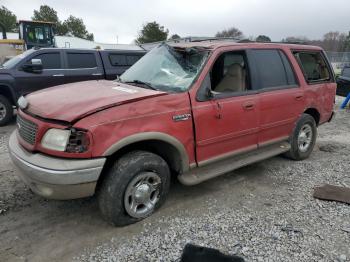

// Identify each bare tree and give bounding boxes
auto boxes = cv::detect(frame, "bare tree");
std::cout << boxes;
[215,27,243,39]
[282,36,310,43]
[322,31,347,52]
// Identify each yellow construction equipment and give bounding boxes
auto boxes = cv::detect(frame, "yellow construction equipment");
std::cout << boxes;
[0,20,55,64]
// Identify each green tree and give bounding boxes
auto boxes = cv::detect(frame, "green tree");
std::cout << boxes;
[256,35,271,42]
[136,22,169,44]
[169,34,181,40]
[215,27,243,39]
[62,15,94,40]
[32,5,93,40]
[0,5,17,32]
[32,5,59,23]
[32,5,66,35]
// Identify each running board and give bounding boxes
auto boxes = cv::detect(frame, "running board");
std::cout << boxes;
[178,142,291,186]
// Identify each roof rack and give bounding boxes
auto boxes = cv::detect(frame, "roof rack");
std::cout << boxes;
[187,37,241,43]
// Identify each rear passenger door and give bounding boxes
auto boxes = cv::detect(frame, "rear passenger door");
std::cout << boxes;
[248,49,305,146]
[63,51,104,84]
[293,51,335,120]
[14,51,65,95]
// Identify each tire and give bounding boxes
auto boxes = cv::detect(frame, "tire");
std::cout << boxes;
[284,113,317,161]
[98,150,171,226]
[0,95,13,126]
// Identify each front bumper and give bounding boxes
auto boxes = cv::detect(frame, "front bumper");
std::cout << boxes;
[8,132,106,200]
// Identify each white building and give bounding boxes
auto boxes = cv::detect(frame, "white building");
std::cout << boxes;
[1,32,144,51]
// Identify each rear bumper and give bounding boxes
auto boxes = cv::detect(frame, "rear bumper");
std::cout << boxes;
[8,131,106,200]
[328,111,336,122]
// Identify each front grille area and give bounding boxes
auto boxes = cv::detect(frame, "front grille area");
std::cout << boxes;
[17,114,38,145]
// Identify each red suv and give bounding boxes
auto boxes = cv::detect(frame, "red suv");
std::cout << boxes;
[9,42,336,226]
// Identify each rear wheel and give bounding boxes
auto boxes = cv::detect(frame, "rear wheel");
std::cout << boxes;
[284,114,317,160]
[98,151,171,226]
[0,95,13,126]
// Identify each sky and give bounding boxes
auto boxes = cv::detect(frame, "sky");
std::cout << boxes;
[2,0,350,44]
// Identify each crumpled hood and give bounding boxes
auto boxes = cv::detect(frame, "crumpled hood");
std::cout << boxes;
[25,80,166,122]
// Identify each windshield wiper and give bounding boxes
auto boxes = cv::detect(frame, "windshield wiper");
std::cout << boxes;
[124,80,158,90]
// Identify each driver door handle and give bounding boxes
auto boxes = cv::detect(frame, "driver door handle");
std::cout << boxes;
[295,95,304,101]
[52,74,64,77]
[242,101,255,110]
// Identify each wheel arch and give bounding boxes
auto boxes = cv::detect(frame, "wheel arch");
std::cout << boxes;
[102,132,190,176]
[304,108,320,126]
[0,84,17,105]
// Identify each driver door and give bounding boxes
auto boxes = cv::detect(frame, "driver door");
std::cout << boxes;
[14,50,65,95]
[191,50,259,165]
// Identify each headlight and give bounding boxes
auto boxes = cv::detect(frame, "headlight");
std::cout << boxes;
[41,129,71,151]
[41,128,90,153]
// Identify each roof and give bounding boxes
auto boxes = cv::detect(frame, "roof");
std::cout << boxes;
[18,20,56,25]
[169,41,323,51]
[54,35,144,51]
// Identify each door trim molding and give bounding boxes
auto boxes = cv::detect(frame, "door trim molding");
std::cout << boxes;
[197,127,259,147]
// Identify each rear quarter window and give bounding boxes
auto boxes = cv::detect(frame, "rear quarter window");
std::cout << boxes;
[293,51,331,83]
[109,54,142,66]
[342,67,350,78]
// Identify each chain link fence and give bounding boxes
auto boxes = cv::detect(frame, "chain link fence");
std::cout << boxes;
[325,51,350,75]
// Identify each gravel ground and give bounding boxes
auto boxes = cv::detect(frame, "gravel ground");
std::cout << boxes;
[0,98,349,262]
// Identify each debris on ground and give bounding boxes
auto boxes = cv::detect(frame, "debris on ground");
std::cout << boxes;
[180,243,245,262]
[313,184,350,205]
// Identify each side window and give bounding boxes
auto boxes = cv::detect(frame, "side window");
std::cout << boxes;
[30,53,61,69]
[211,51,249,93]
[342,67,350,77]
[279,51,297,86]
[251,49,296,89]
[126,55,141,65]
[109,54,141,66]
[67,53,97,69]
[109,54,127,66]
[293,51,331,83]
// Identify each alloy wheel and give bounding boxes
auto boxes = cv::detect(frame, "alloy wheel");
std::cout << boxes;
[124,172,161,218]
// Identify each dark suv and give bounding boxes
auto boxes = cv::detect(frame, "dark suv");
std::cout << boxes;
[0,48,146,125]
[336,66,350,97]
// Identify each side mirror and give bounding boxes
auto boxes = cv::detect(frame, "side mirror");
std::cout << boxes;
[22,59,43,74]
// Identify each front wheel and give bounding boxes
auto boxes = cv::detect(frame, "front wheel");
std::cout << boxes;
[284,114,317,160]
[98,151,171,226]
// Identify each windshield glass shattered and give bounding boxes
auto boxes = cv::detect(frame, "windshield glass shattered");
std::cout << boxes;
[120,44,209,92]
